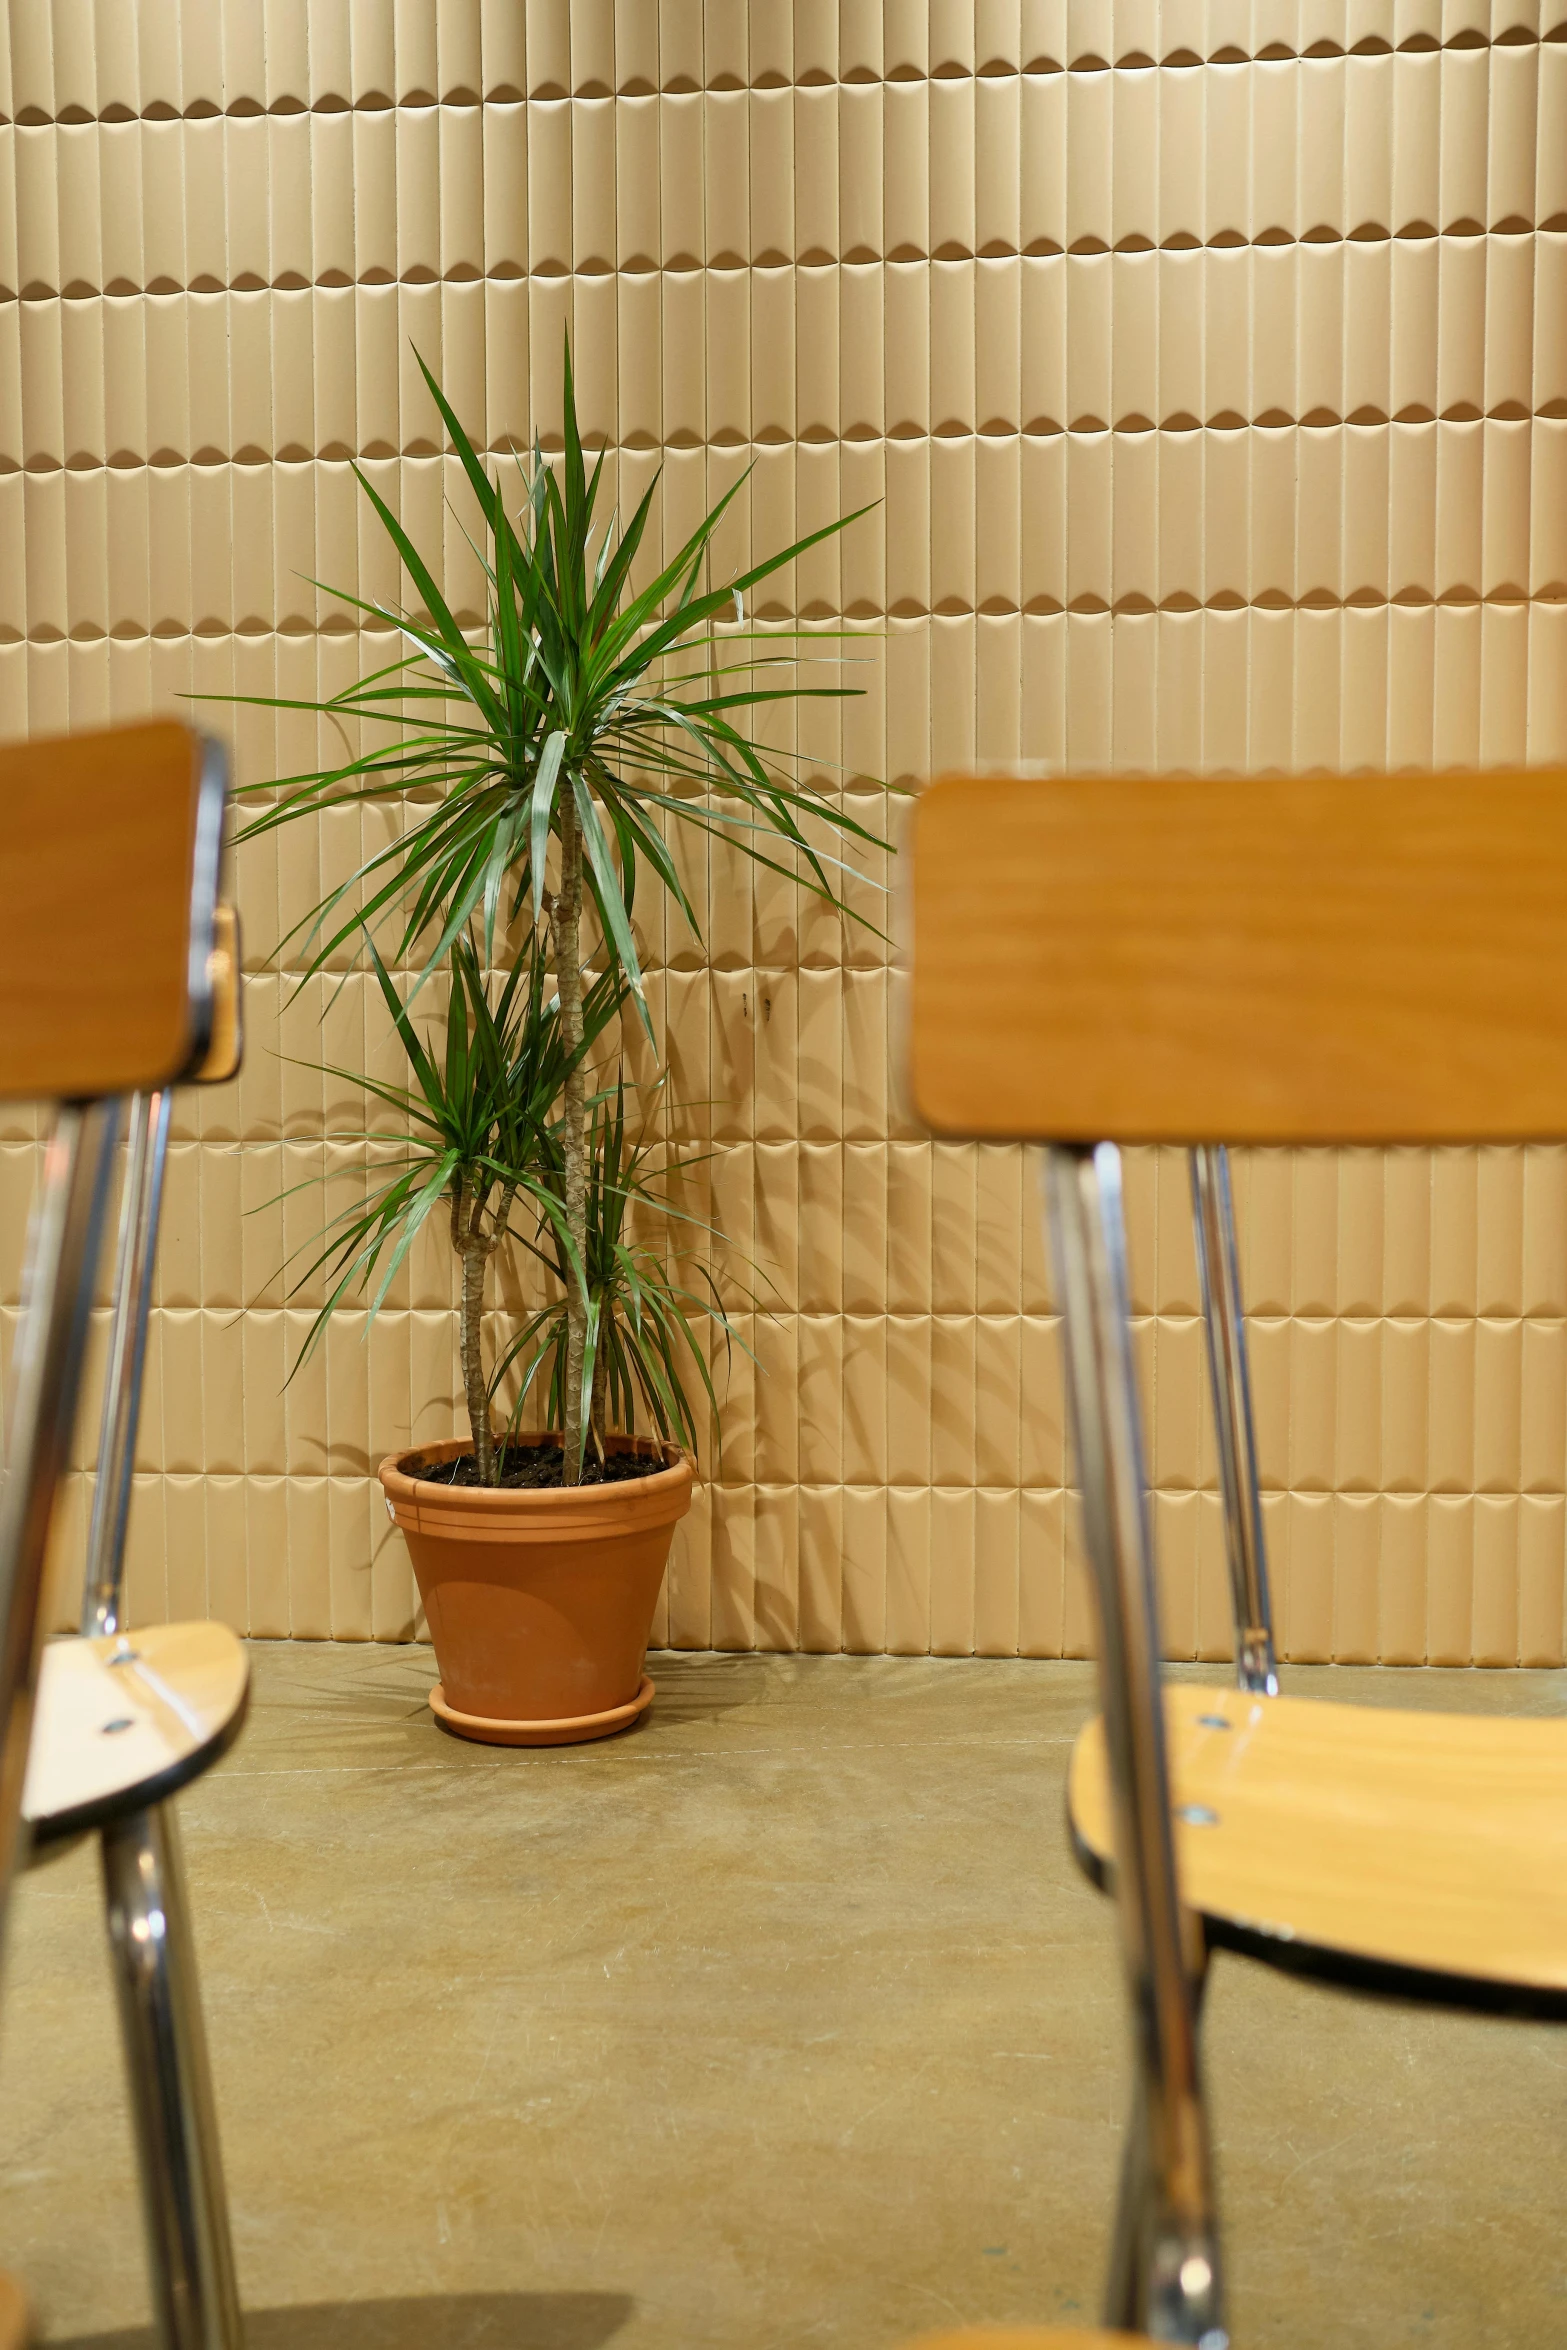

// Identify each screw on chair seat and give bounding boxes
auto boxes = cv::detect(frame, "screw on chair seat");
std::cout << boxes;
[22,1623,249,1852]
[1069,1684,1567,2018]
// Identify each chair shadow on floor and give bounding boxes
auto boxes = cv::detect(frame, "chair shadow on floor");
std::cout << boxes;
[639,1648,776,1727]
[59,2290,634,2350]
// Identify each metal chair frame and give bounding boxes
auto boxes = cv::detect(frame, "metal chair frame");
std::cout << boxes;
[74,1083,244,2350]
[1042,1138,1270,2344]
[83,1086,173,1641]
[10,1092,243,2350]
[1043,1144,1227,2349]
[1188,1146,1278,1696]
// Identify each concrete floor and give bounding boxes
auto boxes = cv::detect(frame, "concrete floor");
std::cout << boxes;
[3,1647,1566,2349]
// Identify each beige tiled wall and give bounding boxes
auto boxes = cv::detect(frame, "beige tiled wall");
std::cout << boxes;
[4,4,1567,1660]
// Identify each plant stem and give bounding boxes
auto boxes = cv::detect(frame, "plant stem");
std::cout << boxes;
[553,783,590,1484]
[459,1185,493,1483]
[590,1338,608,1462]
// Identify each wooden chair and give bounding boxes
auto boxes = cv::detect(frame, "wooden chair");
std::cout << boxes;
[903,776,1264,2341]
[902,767,1567,2337]
[901,2335,1152,2348]
[0,722,244,2350]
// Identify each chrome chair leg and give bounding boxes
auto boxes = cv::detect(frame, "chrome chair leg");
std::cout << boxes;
[1189,1144,1278,1695]
[76,1087,243,2346]
[0,1101,119,1902]
[83,1088,172,1639]
[1103,2070,1149,2333]
[1106,1946,1215,2329]
[1045,1143,1226,2348]
[101,1804,244,2350]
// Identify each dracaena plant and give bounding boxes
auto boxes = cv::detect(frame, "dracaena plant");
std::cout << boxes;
[490,1073,744,1470]
[224,336,884,1482]
[282,925,625,1486]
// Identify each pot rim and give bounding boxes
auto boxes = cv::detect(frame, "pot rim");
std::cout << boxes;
[378,1430,694,1515]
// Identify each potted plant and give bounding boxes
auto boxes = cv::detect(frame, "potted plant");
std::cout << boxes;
[228,342,884,1741]
[287,927,736,1742]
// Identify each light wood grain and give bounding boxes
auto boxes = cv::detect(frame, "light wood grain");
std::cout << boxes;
[1070,1684,1567,1996]
[0,2273,27,2350]
[899,2332,1151,2347]
[194,903,242,1085]
[23,1621,248,1846]
[0,720,211,1102]
[906,770,1567,1144]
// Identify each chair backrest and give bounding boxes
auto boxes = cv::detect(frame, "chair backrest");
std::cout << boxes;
[0,722,227,1914]
[905,769,1567,1146]
[0,720,227,1103]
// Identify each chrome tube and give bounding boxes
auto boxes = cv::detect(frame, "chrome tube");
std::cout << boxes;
[1189,1145,1277,1695]
[1045,1143,1226,2348]
[1104,2070,1151,2332]
[83,1089,172,1638]
[0,1100,119,1902]
[102,1804,244,2350]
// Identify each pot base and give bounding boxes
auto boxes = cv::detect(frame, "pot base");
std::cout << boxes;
[429,1672,655,1748]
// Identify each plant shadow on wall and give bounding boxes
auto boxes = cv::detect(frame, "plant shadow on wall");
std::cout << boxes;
[209,341,888,1743]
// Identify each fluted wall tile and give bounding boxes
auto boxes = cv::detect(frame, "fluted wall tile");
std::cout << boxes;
[1,1,1562,1659]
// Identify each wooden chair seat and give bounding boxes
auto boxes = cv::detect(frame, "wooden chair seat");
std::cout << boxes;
[0,2273,27,2350]
[1069,1683,1567,2014]
[23,1624,249,1852]
[900,2332,1151,2346]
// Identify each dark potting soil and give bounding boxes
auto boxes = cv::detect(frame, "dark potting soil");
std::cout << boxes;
[414,1442,669,1491]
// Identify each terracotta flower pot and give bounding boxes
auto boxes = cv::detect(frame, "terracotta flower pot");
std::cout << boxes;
[379,1434,693,1747]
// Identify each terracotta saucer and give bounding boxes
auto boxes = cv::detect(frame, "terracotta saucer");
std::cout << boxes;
[429,1673,655,1747]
